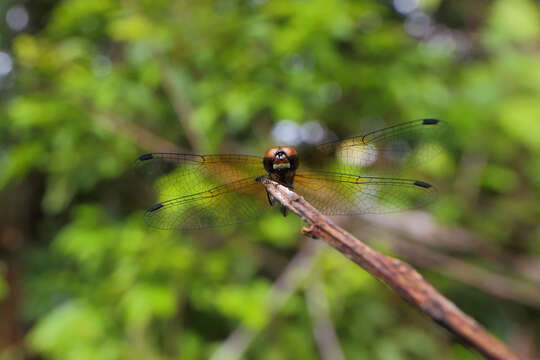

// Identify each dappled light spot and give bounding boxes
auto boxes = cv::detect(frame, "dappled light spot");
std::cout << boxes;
[6,5,29,31]
[300,121,325,145]
[0,52,13,76]
[272,120,301,145]
[404,12,432,38]
[393,0,418,15]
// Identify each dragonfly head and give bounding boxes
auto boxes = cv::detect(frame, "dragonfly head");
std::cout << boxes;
[263,146,299,173]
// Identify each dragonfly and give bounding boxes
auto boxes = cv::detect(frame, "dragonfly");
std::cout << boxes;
[137,119,449,230]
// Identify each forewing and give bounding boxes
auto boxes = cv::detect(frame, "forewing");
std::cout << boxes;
[144,177,268,230]
[294,171,436,215]
[136,153,264,198]
[308,119,449,173]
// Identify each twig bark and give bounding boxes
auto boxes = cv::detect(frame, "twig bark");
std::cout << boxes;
[258,177,522,360]
[364,211,540,286]
[379,233,540,309]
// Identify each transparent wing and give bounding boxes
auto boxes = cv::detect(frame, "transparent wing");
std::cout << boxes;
[307,119,449,173]
[294,171,436,215]
[135,153,264,198]
[144,177,268,230]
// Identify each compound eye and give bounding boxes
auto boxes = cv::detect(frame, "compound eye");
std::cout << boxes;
[264,147,279,159]
[280,146,297,157]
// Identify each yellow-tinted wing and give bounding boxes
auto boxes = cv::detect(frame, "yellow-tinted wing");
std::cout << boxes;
[294,171,436,215]
[307,119,449,173]
[136,153,264,198]
[144,177,268,230]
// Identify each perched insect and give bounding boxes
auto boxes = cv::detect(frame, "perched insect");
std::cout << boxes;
[137,119,449,230]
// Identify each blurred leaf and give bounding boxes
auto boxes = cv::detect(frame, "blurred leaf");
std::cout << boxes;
[258,212,299,247]
[122,283,177,326]
[28,301,120,360]
[481,165,519,193]
[108,15,154,41]
[214,281,270,330]
[497,96,540,151]
[487,0,540,44]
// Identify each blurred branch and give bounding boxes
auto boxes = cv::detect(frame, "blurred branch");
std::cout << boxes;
[0,255,22,352]
[161,64,202,152]
[364,211,540,286]
[258,177,522,360]
[248,242,290,276]
[210,240,325,360]
[454,150,488,205]
[305,272,346,360]
[508,324,537,360]
[377,232,540,309]
[94,111,183,153]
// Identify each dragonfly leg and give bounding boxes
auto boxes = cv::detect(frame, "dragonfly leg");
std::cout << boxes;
[266,190,275,206]
[261,174,292,216]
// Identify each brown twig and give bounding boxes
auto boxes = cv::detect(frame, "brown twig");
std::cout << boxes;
[258,177,522,360]
[363,211,540,286]
[377,232,540,309]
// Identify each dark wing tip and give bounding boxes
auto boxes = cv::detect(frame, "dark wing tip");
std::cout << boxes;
[413,180,432,189]
[147,203,164,212]
[138,153,154,161]
[422,118,440,125]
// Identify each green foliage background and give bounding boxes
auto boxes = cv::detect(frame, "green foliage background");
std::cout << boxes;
[1,0,539,359]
